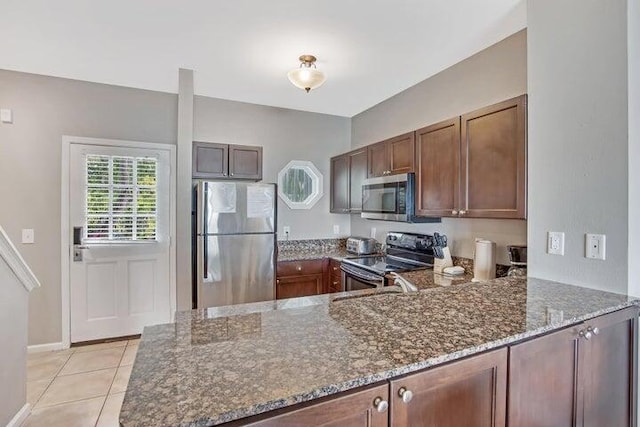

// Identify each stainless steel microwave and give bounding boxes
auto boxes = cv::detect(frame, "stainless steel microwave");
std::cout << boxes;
[361,173,441,223]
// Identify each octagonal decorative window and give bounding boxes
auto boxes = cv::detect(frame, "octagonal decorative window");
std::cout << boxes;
[277,160,323,209]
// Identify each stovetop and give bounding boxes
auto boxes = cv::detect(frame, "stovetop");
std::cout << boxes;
[342,255,431,276]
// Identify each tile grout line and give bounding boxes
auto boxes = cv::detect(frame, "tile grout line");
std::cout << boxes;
[94,343,129,426]
[30,350,75,409]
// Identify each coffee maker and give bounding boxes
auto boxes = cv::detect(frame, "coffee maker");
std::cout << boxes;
[507,245,527,277]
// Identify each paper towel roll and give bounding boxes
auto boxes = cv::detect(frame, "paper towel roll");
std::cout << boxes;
[472,239,496,282]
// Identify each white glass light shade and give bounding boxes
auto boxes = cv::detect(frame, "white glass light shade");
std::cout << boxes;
[287,67,326,93]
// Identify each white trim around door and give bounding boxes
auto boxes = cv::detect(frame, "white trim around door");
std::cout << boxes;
[61,136,177,348]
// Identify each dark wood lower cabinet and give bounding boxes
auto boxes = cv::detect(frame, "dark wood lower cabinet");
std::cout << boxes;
[276,274,323,299]
[232,308,637,426]
[246,384,389,427]
[390,348,507,427]
[509,306,639,427]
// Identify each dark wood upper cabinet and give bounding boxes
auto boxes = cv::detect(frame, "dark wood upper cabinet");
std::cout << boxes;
[460,95,527,219]
[367,132,415,178]
[416,118,461,217]
[330,154,350,213]
[390,348,507,427]
[348,148,367,213]
[246,384,389,427]
[193,142,228,179]
[229,144,262,180]
[509,307,638,427]
[193,141,262,180]
[330,148,368,214]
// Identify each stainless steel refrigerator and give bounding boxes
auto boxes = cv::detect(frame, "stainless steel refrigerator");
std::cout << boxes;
[193,181,276,309]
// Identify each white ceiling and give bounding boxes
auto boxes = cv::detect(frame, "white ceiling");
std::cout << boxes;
[0,0,526,117]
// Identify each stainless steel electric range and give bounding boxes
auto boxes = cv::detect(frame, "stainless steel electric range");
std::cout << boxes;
[340,231,447,291]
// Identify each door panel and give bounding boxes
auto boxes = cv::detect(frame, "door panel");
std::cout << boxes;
[330,155,350,213]
[276,274,323,299]
[229,144,262,180]
[200,182,275,235]
[509,324,582,426]
[247,384,389,427]
[390,348,506,427]
[193,141,228,178]
[349,149,368,212]
[461,95,526,219]
[198,234,275,308]
[388,132,415,174]
[416,118,460,217]
[582,307,638,427]
[69,142,172,342]
[367,142,388,178]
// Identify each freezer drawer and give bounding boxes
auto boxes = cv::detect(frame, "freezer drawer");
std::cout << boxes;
[196,234,275,308]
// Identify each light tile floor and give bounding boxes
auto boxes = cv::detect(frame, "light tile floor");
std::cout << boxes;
[23,339,139,427]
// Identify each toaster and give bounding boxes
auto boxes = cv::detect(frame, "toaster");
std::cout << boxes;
[346,237,378,255]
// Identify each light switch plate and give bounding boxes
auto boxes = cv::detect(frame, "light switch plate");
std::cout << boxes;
[547,231,564,255]
[333,225,340,235]
[0,109,12,124]
[370,227,377,239]
[585,233,606,260]
[21,229,34,244]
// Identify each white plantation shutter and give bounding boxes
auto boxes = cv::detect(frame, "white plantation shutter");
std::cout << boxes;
[85,155,158,241]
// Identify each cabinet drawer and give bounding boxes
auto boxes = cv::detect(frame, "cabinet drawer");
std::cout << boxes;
[277,260,324,277]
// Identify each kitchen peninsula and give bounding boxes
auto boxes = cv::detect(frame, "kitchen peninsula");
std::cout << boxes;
[120,277,639,426]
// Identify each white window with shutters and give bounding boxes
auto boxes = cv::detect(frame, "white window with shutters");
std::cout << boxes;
[85,154,158,242]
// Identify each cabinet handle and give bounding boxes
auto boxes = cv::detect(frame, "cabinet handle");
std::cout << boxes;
[579,329,593,340]
[333,281,339,285]
[398,387,413,403]
[333,267,338,271]
[587,326,600,336]
[222,172,227,176]
[373,397,388,413]
[276,279,280,284]
[296,266,302,271]
[451,210,459,215]
[459,210,467,215]
[230,173,234,176]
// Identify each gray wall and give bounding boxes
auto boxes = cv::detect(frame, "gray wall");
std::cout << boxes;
[350,30,528,265]
[629,0,640,296]
[0,261,28,426]
[193,96,352,241]
[0,70,178,345]
[527,0,629,293]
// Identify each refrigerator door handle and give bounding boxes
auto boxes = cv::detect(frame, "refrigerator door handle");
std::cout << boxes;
[196,182,205,236]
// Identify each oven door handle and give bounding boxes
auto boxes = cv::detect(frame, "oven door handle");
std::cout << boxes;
[340,263,384,284]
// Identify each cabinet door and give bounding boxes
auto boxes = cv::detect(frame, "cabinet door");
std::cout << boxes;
[330,154,350,213]
[246,384,389,427]
[509,324,582,427]
[193,141,228,179]
[388,132,415,175]
[367,141,389,178]
[276,274,323,299]
[348,149,368,212]
[581,307,638,427]
[416,118,460,217]
[460,95,527,219]
[229,144,262,180]
[390,348,507,427]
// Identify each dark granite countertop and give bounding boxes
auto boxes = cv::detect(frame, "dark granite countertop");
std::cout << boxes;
[120,277,639,427]
[277,247,354,262]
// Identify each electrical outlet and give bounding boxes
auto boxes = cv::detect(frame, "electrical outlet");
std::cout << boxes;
[547,231,564,255]
[283,226,290,235]
[370,227,377,239]
[0,109,12,124]
[585,233,606,260]
[333,225,340,235]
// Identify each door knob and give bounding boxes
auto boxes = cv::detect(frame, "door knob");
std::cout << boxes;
[373,397,388,412]
[398,387,413,403]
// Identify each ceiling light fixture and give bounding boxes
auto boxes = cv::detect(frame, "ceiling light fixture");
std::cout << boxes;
[287,55,326,93]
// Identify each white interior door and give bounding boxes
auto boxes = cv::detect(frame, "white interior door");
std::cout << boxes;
[68,141,173,343]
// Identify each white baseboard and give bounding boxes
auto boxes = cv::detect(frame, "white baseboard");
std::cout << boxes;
[27,342,66,353]
[6,403,30,427]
